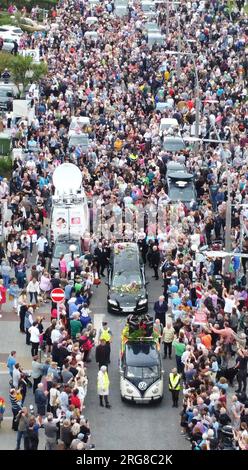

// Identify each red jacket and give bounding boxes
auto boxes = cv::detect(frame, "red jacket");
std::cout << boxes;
[70,394,81,409]
[80,335,93,351]
[0,285,7,304]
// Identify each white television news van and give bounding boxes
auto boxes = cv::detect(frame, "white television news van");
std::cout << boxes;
[50,163,89,242]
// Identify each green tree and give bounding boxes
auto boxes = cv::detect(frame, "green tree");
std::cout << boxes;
[8,55,34,96]
[0,52,14,75]
[31,62,48,83]
[0,53,48,96]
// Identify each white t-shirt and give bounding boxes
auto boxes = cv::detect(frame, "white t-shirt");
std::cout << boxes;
[181,350,191,365]
[51,329,62,344]
[49,388,60,407]
[29,325,40,343]
[13,368,21,388]
[224,297,236,314]
[36,237,48,252]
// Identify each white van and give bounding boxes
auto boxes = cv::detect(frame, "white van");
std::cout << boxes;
[84,31,98,41]
[68,116,90,136]
[120,340,164,403]
[141,1,155,12]
[50,163,89,242]
[85,17,98,25]
[159,117,180,135]
[115,5,128,16]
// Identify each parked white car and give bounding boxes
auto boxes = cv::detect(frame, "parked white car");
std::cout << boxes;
[0,31,21,51]
[0,25,23,37]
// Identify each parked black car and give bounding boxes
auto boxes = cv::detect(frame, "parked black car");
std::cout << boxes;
[107,242,148,314]
[166,170,197,206]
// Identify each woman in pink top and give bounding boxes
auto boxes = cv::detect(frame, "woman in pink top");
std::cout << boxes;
[39,271,52,303]
[59,255,67,279]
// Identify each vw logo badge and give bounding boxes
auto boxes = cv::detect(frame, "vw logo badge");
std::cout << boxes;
[138,381,147,391]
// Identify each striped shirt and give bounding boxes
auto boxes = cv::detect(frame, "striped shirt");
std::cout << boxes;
[9,393,22,412]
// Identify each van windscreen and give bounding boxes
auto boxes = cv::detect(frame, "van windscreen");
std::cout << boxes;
[126,365,159,379]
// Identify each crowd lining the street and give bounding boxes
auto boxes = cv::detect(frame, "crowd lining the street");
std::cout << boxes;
[0,0,248,451]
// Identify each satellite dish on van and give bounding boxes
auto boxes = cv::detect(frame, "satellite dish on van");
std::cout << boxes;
[53,163,82,193]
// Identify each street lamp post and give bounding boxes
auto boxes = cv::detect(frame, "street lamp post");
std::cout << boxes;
[69,244,76,280]
[176,16,181,77]
[184,39,200,155]
[166,0,169,36]
[210,123,232,275]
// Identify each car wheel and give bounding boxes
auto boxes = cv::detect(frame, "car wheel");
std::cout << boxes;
[107,304,112,314]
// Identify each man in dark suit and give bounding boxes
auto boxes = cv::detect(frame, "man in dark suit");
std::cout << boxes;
[95,339,110,370]
[154,295,167,326]
[151,245,160,280]
[94,243,109,277]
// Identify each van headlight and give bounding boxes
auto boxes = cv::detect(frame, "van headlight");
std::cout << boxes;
[126,387,133,394]
[151,387,159,394]
[138,298,147,305]
[108,299,118,306]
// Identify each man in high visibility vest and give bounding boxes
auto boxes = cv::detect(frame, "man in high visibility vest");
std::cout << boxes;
[98,322,113,362]
[168,368,181,408]
[97,365,111,408]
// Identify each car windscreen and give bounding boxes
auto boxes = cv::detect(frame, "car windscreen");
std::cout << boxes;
[112,271,142,288]
[126,365,159,379]
[54,242,80,258]
[0,89,12,97]
[163,139,185,152]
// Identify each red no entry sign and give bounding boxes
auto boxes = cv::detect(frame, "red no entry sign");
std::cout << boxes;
[51,288,65,303]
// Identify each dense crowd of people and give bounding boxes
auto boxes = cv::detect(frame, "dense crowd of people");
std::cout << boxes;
[0,0,247,451]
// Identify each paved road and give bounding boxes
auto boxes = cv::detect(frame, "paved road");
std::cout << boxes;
[0,265,188,450]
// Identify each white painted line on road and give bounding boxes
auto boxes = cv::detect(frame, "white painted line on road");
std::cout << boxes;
[93,313,105,336]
